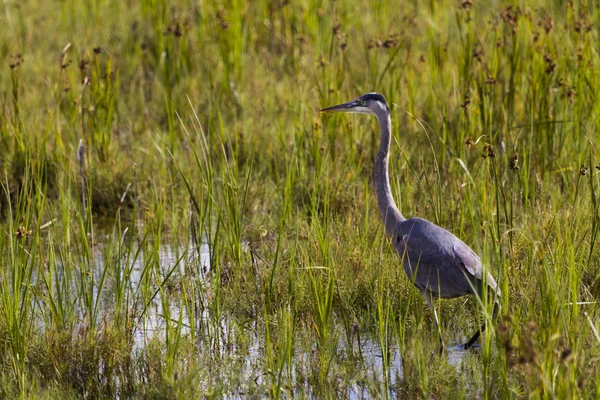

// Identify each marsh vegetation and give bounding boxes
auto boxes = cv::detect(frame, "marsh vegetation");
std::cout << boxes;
[1,0,600,397]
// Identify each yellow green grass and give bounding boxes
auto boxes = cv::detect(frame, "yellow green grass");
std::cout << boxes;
[1,0,600,397]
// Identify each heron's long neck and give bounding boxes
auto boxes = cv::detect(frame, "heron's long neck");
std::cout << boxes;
[374,109,405,237]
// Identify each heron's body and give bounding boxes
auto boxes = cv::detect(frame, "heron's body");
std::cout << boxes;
[393,217,498,299]
[321,92,500,350]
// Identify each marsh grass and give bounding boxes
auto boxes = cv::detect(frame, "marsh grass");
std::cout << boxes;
[1,0,600,398]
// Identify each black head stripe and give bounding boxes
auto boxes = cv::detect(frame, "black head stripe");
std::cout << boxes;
[360,93,387,103]
[359,92,389,111]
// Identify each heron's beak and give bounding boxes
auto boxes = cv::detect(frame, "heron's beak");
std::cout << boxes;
[320,100,360,113]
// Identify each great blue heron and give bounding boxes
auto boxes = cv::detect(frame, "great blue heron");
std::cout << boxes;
[321,92,500,351]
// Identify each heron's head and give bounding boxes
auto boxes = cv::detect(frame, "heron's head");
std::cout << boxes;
[320,92,390,116]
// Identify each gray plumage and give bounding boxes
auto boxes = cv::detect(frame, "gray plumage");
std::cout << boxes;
[321,92,500,351]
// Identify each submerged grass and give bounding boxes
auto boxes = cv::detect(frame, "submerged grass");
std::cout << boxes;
[1,0,600,397]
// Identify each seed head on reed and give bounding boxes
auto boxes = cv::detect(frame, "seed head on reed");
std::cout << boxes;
[483,143,496,158]
[509,153,519,170]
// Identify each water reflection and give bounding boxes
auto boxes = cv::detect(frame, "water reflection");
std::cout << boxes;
[91,236,472,396]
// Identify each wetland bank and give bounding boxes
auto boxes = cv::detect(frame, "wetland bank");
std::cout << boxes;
[1,0,600,398]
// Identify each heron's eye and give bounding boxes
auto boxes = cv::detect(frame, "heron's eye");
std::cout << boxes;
[359,100,365,106]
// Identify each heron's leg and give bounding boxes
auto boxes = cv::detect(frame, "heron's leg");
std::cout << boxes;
[464,301,499,349]
[424,291,444,353]
[464,326,482,349]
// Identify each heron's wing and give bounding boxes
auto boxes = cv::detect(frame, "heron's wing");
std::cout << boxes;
[397,231,500,297]
[396,233,456,268]
[453,242,500,297]
[452,241,482,280]
[396,231,474,267]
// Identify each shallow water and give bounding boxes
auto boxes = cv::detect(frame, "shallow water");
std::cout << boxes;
[89,234,473,396]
